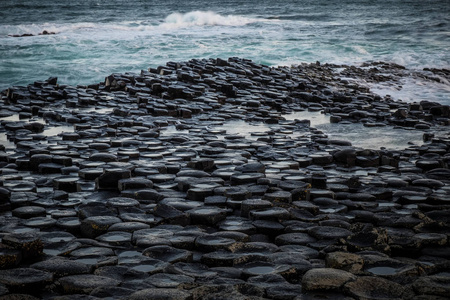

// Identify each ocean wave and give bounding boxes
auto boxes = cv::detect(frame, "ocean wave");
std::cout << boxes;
[0,11,258,37]
[160,11,258,29]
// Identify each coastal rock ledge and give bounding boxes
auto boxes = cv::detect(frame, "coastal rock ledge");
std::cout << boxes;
[0,57,449,299]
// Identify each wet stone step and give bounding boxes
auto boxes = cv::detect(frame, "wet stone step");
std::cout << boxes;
[230,172,265,185]
[78,202,118,218]
[263,190,292,203]
[249,207,291,221]
[218,216,256,234]
[240,199,273,217]
[80,216,123,238]
[38,231,76,245]
[147,174,176,183]
[132,228,174,248]
[95,168,132,190]
[69,246,115,259]
[186,187,216,201]
[241,261,296,281]
[188,207,228,225]
[108,221,150,233]
[166,262,217,279]
[144,273,195,288]
[302,268,356,291]
[0,268,53,293]
[49,209,77,219]
[118,178,153,191]
[78,168,104,180]
[58,274,121,295]
[222,186,252,200]
[154,203,189,226]
[142,245,193,263]
[53,176,79,192]
[22,217,57,229]
[127,258,170,275]
[3,181,37,193]
[106,197,140,208]
[159,198,204,212]
[0,248,22,269]
[344,276,408,299]
[120,213,162,225]
[31,256,91,278]
[308,226,352,240]
[127,288,192,300]
[96,231,133,246]
[253,220,285,236]
[201,250,267,268]
[194,235,238,252]
[55,217,82,233]
[11,205,46,219]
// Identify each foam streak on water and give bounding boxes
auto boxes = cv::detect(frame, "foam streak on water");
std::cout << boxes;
[0,0,449,105]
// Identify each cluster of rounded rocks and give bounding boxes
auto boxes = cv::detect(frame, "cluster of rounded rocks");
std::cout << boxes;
[8,30,56,38]
[0,57,449,299]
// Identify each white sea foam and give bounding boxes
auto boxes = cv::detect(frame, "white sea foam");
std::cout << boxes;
[0,22,154,37]
[160,11,257,29]
[352,45,370,55]
[0,11,257,38]
[368,76,450,105]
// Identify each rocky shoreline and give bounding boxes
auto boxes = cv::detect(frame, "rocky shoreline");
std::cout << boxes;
[0,57,449,299]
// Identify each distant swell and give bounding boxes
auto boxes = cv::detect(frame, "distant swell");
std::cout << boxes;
[161,11,257,29]
[2,11,259,37]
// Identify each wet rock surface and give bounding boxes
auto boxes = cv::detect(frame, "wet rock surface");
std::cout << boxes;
[0,57,449,299]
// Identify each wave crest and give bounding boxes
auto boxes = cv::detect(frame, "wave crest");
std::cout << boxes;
[161,11,255,29]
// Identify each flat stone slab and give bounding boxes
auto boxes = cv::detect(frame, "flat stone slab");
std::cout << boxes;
[195,235,238,252]
[11,206,46,219]
[302,268,356,291]
[128,288,192,300]
[308,226,352,240]
[1,232,44,260]
[144,273,195,288]
[58,274,120,294]
[275,233,316,246]
[242,261,295,280]
[0,268,53,292]
[412,274,450,297]
[31,257,91,277]
[143,245,193,263]
[344,276,411,299]
[80,216,122,238]
[188,207,228,225]
[326,252,364,273]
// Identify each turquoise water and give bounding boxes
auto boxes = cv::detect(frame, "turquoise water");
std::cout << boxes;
[0,0,449,103]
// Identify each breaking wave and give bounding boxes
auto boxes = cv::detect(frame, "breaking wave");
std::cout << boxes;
[161,11,258,29]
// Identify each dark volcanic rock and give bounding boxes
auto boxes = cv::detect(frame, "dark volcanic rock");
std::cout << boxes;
[1,233,43,261]
[127,288,192,300]
[31,257,91,277]
[58,274,120,294]
[302,268,356,291]
[80,216,122,238]
[0,268,53,293]
[0,57,449,300]
[344,276,413,299]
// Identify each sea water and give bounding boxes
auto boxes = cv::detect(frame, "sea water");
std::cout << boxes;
[0,0,448,104]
